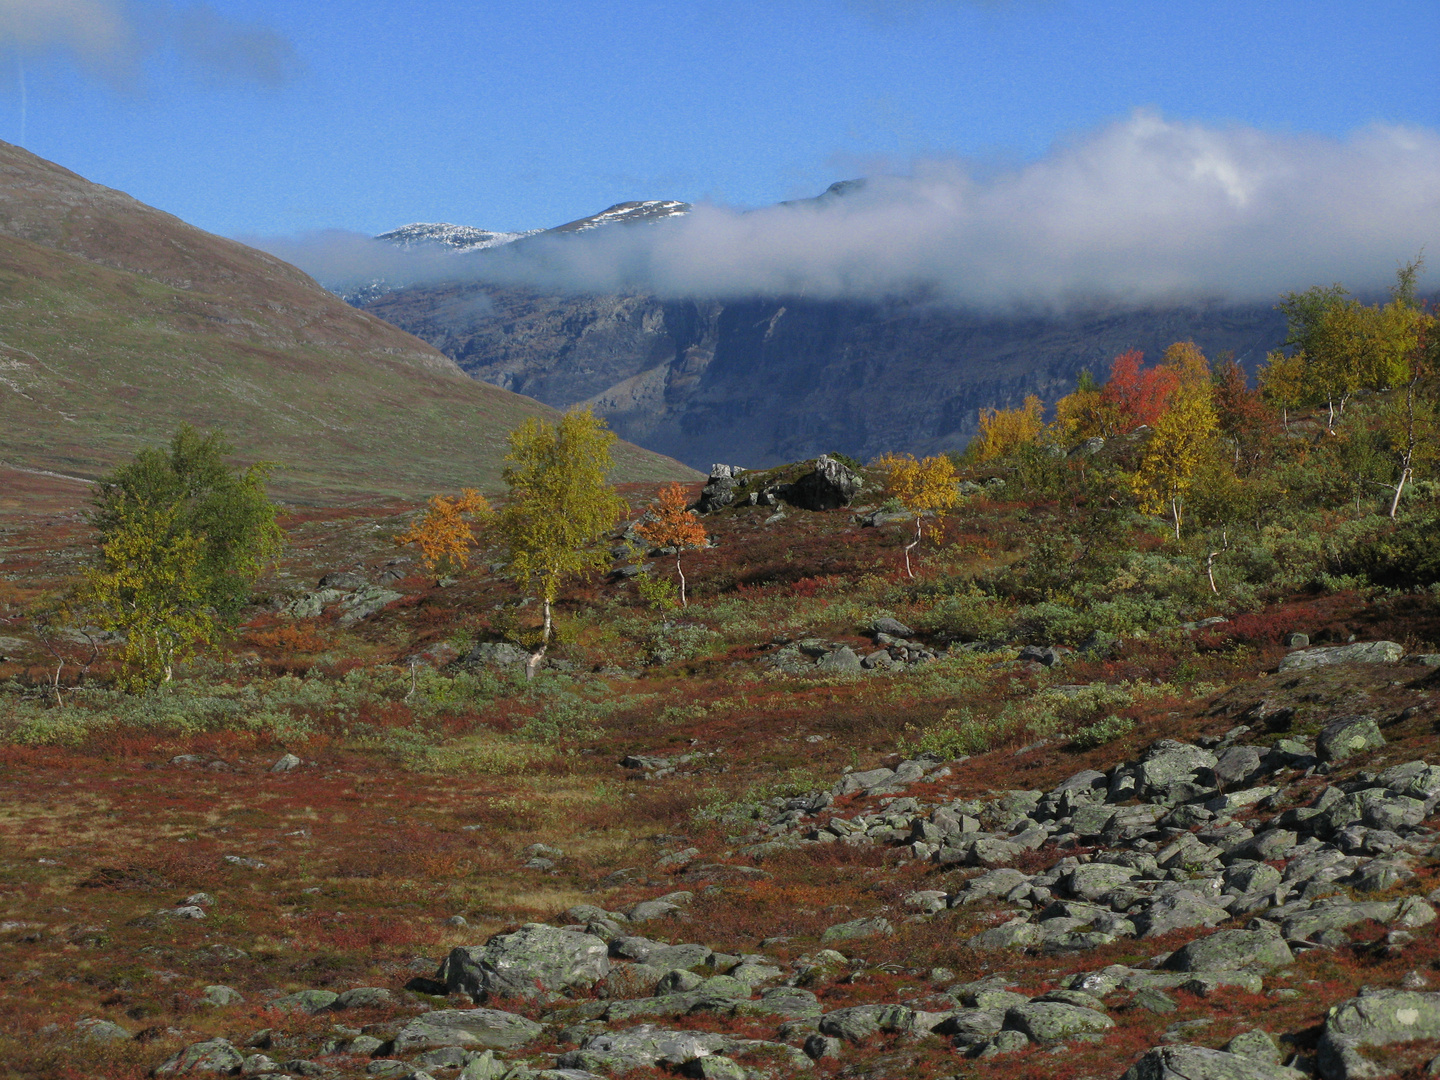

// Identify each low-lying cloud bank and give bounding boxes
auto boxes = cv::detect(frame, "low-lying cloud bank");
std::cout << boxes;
[255,113,1440,311]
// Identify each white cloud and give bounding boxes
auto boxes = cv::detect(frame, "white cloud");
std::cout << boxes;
[258,112,1440,311]
[0,0,298,86]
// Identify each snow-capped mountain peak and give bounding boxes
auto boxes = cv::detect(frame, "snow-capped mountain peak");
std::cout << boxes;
[374,222,540,252]
[549,200,692,234]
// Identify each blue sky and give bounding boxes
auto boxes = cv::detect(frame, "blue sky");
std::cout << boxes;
[4,0,1438,241]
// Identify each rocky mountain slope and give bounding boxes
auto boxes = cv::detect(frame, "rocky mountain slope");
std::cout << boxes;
[0,141,694,502]
[360,283,1289,469]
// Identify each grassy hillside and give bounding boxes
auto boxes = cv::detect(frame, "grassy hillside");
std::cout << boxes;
[0,142,695,501]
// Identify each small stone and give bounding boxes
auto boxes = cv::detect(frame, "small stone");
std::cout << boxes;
[1133,988,1178,1014]
[804,1033,843,1060]
[271,753,302,772]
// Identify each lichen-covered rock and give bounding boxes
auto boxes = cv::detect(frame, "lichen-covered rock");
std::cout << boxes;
[269,989,338,1014]
[1163,929,1294,973]
[557,1025,732,1073]
[1003,1001,1114,1041]
[1133,892,1231,938]
[967,917,1039,949]
[787,455,863,511]
[1318,989,1440,1080]
[819,1004,915,1042]
[393,1008,544,1052]
[819,916,893,943]
[1121,1043,1306,1080]
[1279,641,1404,672]
[1137,741,1218,801]
[329,986,394,1010]
[442,923,611,1000]
[154,1038,246,1075]
[1316,717,1386,763]
[1067,863,1141,901]
[1224,1030,1283,1066]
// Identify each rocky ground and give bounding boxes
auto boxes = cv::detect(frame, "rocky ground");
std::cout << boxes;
[19,643,1439,1080]
[6,465,1440,1080]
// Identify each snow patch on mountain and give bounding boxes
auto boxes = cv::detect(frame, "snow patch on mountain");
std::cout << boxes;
[550,201,692,233]
[375,222,540,252]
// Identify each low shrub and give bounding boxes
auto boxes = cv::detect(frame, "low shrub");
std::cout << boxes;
[1071,713,1136,749]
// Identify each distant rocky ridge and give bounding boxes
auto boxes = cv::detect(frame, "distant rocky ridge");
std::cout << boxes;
[360,282,1289,470]
[375,222,541,251]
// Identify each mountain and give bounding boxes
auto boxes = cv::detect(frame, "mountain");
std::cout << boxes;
[357,283,1289,471]
[545,200,691,233]
[348,182,1295,470]
[374,222,541,251]
[0,141,696,502]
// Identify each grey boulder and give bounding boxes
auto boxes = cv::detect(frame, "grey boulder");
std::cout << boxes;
[1278,641,1404,672]
[154,1039,246,1075]
[393,1008,544,1051]
[1121,1043,1306,1080]
[1315,717,1386,763]
[1318,989,1440,1080]
[819,916,893,943]
[1163,929,1294,973]
[819,1004,915,1042]
[558,1025,732,1073]
[787,455,864,511]
[1003,1001,1114,1041]
[441,924,611,1000]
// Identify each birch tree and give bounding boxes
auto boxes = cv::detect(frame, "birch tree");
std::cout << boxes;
[497,409,625,678]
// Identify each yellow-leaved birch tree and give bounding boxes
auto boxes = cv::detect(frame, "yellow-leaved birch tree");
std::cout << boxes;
[875,452,961,578]
[1128,344,1218,539]
[497,409,625,679]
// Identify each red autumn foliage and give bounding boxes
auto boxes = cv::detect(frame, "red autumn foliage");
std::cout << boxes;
[1213,357,1281,471]
[1101,349,1181,433]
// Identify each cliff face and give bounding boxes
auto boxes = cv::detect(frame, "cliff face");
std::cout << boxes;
[360,283,1289,470]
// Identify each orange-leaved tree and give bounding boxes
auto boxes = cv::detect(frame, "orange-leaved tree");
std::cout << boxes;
[397,489,492,582]
[1212,357,1278,473]
[970,394,1044,463]
[874,452,960,578]
[634,482,707,607]
[1101,349,1180,434]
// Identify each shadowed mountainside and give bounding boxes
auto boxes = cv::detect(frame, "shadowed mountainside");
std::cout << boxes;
[360,282,1290,469]
[0,142,695,502]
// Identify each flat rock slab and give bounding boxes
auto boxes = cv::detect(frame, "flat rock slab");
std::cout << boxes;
[1121,1043,1307,1080]
[1318,989,1440,1080]
[1004,1001,1114,1042]
[394,1008,544,1052]
[1163,929,1294,973]
[1279,641,1404,672]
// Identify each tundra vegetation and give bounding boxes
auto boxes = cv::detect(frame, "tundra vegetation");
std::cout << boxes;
[0,272,1439,1080]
